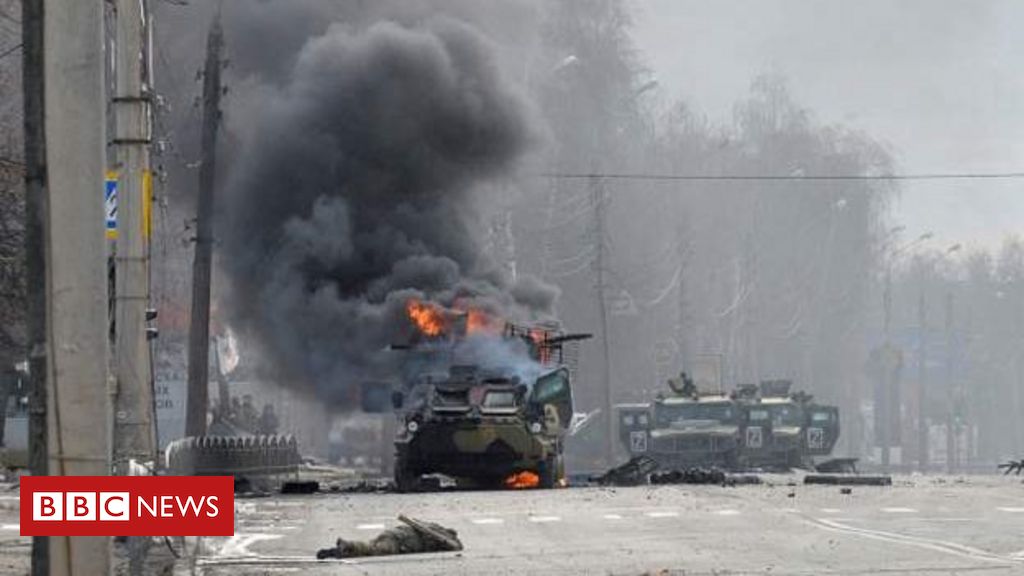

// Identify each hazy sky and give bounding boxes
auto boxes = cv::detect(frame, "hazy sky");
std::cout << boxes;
[633,0,1024,253]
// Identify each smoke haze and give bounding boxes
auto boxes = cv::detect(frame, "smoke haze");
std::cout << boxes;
[219,14,555,403]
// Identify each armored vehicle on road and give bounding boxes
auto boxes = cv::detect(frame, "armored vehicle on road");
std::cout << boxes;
[392,308,589,491]
[617,374,840,471]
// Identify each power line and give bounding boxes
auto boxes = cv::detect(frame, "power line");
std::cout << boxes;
[542,171,1024,182]
[0,42,22,61]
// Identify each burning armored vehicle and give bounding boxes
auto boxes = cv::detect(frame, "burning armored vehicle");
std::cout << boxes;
[392,302,589,491]
[618,374,840,471]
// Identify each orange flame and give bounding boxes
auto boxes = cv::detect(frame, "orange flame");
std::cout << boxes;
[407,300,446,337]
[503,470,540,489]
[466,308,501,335]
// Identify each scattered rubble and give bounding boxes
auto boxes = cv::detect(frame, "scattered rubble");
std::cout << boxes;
[281,480,320,494]
[804,474,892,486]
[998,459,1023,475]
[593,456,660,486]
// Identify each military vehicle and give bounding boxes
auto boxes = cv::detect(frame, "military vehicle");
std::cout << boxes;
[618,373,741,469]
[617,374,841,471]
[392,314,589,491]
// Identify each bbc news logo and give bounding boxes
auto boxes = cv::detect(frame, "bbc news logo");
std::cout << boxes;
[21,476,233,536]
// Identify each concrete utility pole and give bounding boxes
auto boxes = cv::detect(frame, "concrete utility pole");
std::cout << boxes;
[21,0,48,573]
[186,15,223,437]
[43,0,112,574]
[591,176,615,467]
[112,0,156,475]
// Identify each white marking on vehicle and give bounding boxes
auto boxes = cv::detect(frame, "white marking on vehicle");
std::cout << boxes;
[528,516,561,523]
[356,523,386,531]
[645,511,680,518]
[471,518,504,525]
[881,507,917,513]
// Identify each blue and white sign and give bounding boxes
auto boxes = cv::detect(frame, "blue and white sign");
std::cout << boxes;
[105,171,117,239]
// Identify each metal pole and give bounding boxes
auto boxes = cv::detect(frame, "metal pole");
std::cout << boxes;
[916,269,928,472]
[945,290,955,474]
[881,263,892,471]
[185,15,222,438]
[44,0,112,572]
[21,0,48,572]
[591,176,614,466]
[112,0,156,474]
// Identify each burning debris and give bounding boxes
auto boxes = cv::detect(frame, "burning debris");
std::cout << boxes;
[220,16,556,406]
[504,471,541,489]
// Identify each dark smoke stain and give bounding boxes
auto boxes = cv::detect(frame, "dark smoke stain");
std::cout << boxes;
[221,18,555,404]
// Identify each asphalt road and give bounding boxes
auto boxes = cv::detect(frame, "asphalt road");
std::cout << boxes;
[192,474,1024,576]
[0,475,1019,574]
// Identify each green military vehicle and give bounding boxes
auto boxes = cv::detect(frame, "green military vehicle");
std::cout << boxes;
[392,322,589,491]
[617,374,841,471]
[618,374,741,469]
[737,380,840,470]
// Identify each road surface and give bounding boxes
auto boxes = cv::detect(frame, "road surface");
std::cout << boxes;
[0,475,1020,574]
[192,474,1023,575]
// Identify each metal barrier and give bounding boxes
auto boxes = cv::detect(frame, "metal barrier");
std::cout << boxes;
[165,435,301,477]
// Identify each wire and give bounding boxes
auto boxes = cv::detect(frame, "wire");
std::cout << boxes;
[542,171,1024,182]
[0,43,21,61]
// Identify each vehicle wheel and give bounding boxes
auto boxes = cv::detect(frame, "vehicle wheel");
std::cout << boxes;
[393,459,419,493]
[538,455,558,489]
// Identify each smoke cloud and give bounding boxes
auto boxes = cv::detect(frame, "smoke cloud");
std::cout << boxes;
[220,16,557,404]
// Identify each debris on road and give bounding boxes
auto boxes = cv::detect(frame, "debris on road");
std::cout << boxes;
[814,458,859,474]
[328,480,396,493]
[281,480,320,494]
[316,515,463,559]
[998,459,1023,475]
[650,467,726,485]
[593,456,660,486]
[803,474,892,486]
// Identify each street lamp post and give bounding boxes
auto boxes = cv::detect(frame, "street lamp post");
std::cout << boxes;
[880,231,932,471]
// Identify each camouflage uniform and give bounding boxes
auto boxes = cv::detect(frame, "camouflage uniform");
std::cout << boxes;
[316,518,462,559]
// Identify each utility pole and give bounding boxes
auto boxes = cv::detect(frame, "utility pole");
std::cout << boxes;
[881,262,893,471]
[944,290,955,474]
[21,0,48,573]
[112,0,156,475]
[186,15,223,437]
[43,0,112,574]
[591,176,614,467]
[916,270,928,472]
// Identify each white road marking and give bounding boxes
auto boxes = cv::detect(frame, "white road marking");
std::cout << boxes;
[217,533,284,557]
[356,523,386,531]
[1,524,18,531]
[807,517,1020,566]
[997,507,1024,513]
[819,508,841,514]
[645,511,680,518]
[471,518,504,525]
[714,509,741,516]
[602,514,623,520]
[528,516,561,523]
[780,508,800,514]
[881,507,917,514]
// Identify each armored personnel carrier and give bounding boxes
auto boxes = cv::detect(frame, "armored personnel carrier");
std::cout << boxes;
[617,374,841,471]
[392,309,589,491]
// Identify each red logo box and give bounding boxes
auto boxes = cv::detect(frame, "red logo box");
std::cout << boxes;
[20,476,234,536]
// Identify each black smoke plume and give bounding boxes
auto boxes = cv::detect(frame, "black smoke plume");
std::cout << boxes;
[220,17,557,404]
